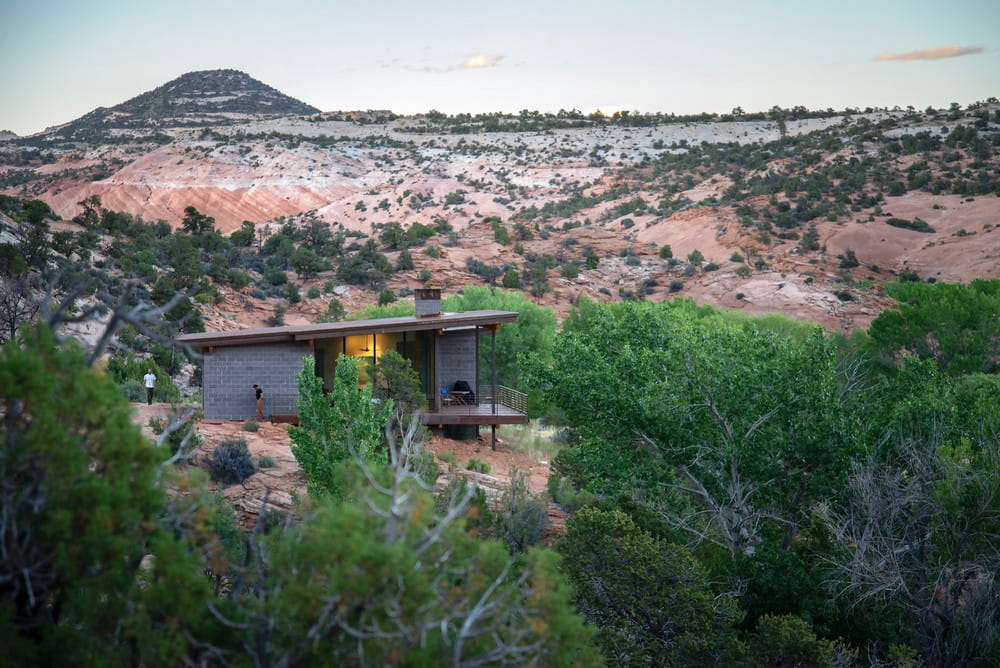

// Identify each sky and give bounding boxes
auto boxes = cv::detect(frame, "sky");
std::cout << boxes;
[1,0,998,136]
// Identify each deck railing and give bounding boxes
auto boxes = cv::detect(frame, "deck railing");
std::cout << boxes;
[429,386,528,416]
[480,385,528,415]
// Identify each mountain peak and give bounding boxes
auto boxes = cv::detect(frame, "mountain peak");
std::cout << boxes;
[52,69,320,140]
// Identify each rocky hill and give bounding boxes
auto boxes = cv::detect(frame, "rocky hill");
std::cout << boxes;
[1,72,998,330]
[41,69,319,141]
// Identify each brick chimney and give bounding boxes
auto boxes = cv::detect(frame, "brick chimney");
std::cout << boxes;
[414,288,441,316]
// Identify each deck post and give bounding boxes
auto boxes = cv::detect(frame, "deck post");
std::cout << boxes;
[491,424,497,451]
[491,327,497,416]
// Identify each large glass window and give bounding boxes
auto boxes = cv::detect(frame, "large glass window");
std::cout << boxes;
[313,332,432,391]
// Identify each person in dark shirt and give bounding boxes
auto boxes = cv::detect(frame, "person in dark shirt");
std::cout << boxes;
[253,384,264,420]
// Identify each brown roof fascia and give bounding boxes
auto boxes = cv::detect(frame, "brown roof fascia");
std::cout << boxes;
[176,310,518,349]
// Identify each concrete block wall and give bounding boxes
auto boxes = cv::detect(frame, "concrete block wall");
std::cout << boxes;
[436,330,478,399]
[203,342,312,420]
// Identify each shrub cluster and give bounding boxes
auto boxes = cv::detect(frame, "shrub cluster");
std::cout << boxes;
[207,438,255,484]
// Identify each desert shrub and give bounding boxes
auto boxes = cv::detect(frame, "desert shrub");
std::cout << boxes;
[886,217,935,233]
[306,286,321,299]
[108,357,181,403]
[257,455,276,469]
[120,379,145,402]
[704,262,719,272]
[659,244,673,259]
[437,451,457,466]
[560,263,579,279]
[410,446,440,486]
[378,288,396,306]
[548,476,595,513]
[434,473,495,537]
[242,421,259,432]
[736,265,753,278]
[669,279,684,292]
[492,219,511,245]
[743,614,836,667]
[494,470,546,554]
[502,268,520,288]
[228,269,251,289]
[266,306,286,327]
[207,438,255,485]
[264,268,287,286]
[625,255,641,266]
[148,412,201,454]
[466,458,491,474]
[395,249,414,270]
[730,252,744,263]
[324,297,345,322]
[839,249,859,268]
[550,446,587,489]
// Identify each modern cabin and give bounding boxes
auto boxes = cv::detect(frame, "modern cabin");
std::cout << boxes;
[176,290,528,437]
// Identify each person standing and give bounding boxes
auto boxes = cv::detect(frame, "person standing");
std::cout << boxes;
[253,384,264,420]
[143,368,156,405]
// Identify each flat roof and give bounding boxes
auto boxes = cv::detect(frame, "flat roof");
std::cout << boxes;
[176,310,519,348]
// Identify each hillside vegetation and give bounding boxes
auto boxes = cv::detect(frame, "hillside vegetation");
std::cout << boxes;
[1,78,999,664]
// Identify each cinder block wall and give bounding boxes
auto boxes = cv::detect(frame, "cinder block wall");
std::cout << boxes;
[202,342,312,420]
[436,330,478,398]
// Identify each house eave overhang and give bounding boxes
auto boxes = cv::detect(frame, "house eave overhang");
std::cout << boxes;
[176,310,519,349]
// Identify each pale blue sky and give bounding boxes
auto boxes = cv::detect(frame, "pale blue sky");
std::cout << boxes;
[1,0,997,135]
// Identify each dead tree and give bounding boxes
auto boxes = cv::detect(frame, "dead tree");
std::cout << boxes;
[818,437,1000,667]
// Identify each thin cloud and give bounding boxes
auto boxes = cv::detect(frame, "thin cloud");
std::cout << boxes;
[459,53,505,69]
[874,45,984,62]
[396,53,506,73]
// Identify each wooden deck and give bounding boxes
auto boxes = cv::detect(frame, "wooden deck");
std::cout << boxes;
[421,402,528,426]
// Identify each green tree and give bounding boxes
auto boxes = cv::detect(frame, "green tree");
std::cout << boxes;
[230,220,256,246]
[0,244,27,277]
[219,422,600,666]
[867,280,1000,375]
[290,247,329,278]
[529,299,857,632]
[743,614,836,668]
[322,297,345,322]
[443,286,557,391]
[336,240,392,288]
[180,205,215,235]
[289,354,388,498]
[558,507,740,665]
[0,326,169,662]
[369,348,426,419]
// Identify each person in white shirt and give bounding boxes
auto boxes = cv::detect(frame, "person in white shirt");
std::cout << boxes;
[143,369,156,405]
